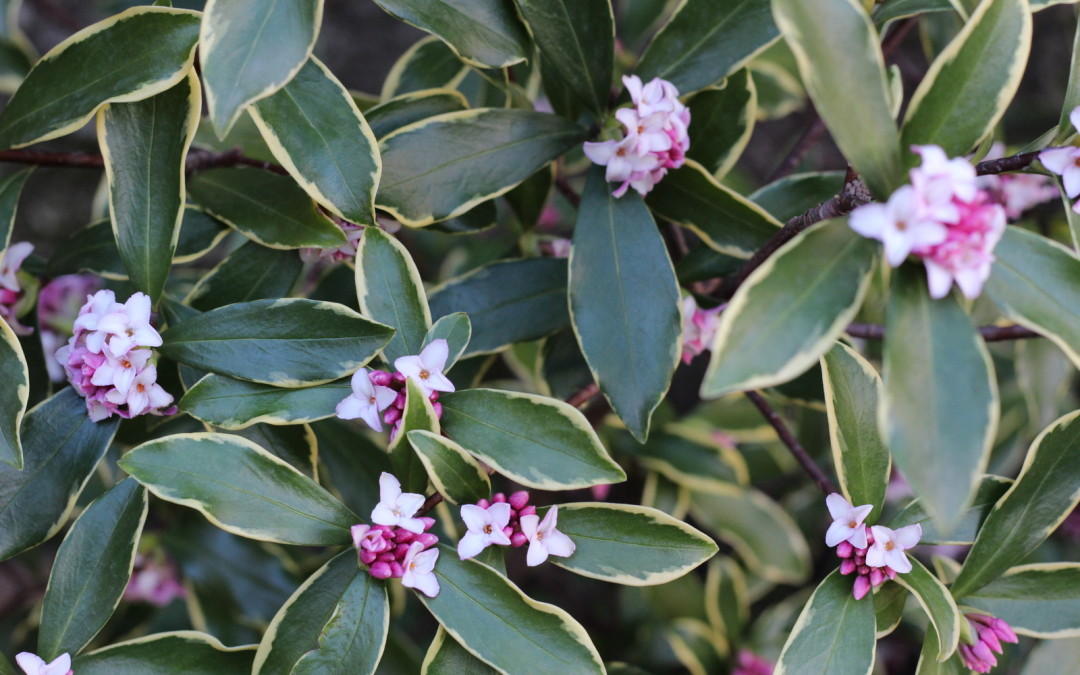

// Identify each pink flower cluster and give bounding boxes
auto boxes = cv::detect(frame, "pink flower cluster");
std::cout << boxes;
[849,145,1005,299]
[37,274,103,381]
[56,290,174,421]
[680,296,724,364]
[826,494,921,599]
[1040,107,1080,215]
[0,242,35,335]
[958,613,1018,673]
[978,143,1058,220]
[458,492,575,567]
[732,650,774,675]
[584,74,690,198]
[123,552,185,607]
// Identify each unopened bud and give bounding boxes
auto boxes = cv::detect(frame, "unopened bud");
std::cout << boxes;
[394,392,406,409]
[511,532,528,547]
[839,559,857,575]
[429,391,440,402]
[369,370,392,386]
[432,401,443,418]
[393,528,414,543]
[509,491,530,510]
[853,575,871,600]
[492,493,507,503]
[857,565,870,575]
[359,550,377,565]
[389,561,404,578]
[519,505,537,517]
[476,498,490,509]
[383,407,402,425]
[369,562,393,579]
[836,541,854,558]
[416,533,439,548]
[392,372,407,386]
[394,543,411,559]
[503,525,514,537]
[869,567,885,586]
[376,551,396,563]
[419,517,436,531]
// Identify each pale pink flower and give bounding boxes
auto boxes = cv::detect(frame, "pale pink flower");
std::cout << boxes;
[849,185,949,266]
[457,502,512,560]
[15,652,71,675]
[371,472,427,534]
[1040,145,1080,198]
[90,348,151,395]
[616,107,673,155]
[336,368,397,431]
[825,493,873,549]
[104,364,173,417]
[998,173,1058,219]
[866,524,921,574]
[123,553,185,607]
[680,296,723,364]
[910,144,977,206]
[520,505,576,566]
[401,541,440,598]
[93,291,163,358]
[584,133,664,197]
[623,74,680,117]
[915,194,1006,299]
[0,241,32,293]
[394,339,455,397]
[300,221,365,263]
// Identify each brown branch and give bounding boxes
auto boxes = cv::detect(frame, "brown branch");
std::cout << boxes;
[567,382,600,408]
[882,17,919,58]
[0,146,289,175]
[745,390,838,495]
[975,151,1041,176]
[846,322,1041,342]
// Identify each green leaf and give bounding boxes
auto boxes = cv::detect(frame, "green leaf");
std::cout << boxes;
[611,428,748,491]
[985,227,1080,369]
[186,167,347,249]
[381,37,468,99]
[372,0,529,69]
[872,0,956,28]
[407,430,489,505]
[705,556,750,639]
[513,0,613,115]
[821,342,890,517]
[429,258,568,356]
[72,631,255,674]
[118,432,358,545]
[875,582,908,638]
[232,423,318,480]
[1020,638,1080,675]
[951,410,1080,598]
[685,70,756,178]
[689,485,811,585]
[646,160,780,258]
[0,168,31,253]
[1055,20,1080,145]
[0,388,119,561]
[388,378,439,494]
[38,479,147,660]
[543,502,717,586]
[700,221,878,398]
[439,388,625,489]
[750,171,845,222]
[888,475,1012,545]
[636,0,780,94]
[967,563,1080,638]
[900,0,1031,159]
[421,546,604,674]
[775,570,876,675]
[355,226,431,363]
[99,70,199,302]
[881,266,998,535]
[185,240,302,311]
[422,628,499,675]
[570,167,681,441]
[250,57,380,225]
[365,89,468,139]
[376,108,584,226]
[772,0,904,197]
[422,313,471,371]
[0,316,27,468]
[180,374,350,430]
[914,629,967,675]
[199,0,322,137]
[254,550,388,675]
[895,558,961,661]
[0,6,200,148]
[159,298,393,387]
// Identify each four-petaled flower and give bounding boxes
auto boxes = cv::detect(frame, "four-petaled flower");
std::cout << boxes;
[336,367,397,431]
[370,472,427,534]
[401,541,440,598]
[848,185,947,267]
[825,493,873,549]
[15,652,72,675]
[91,291,162,358]
[867,524,922,574]
[1040,107,1080,200]
[520,505,576,567]
[457,502,512,560]
[394,339,455,398]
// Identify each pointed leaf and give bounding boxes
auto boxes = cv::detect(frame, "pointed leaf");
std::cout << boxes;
[180,374,350,430]
[701,221,878,398]
[355,226,431,363]
[705,556,750,639]
[874,582,908,638]
[388,378,439,494]
[72,631,255,674]
[685,70,757,178]
[381,37,468,99]
[200,0,322,137]
[888,475,1012,545]
[365,89,468,139]
[422,313,471,371]
[0,316,27,468]
[422,629,499,675]
[775,570,876,675]
[895,558,961,661]
[407,430,490,505]
[38,479,148,660]
[0,168,31,252]
[185,241,302,311]
[118,432,358,545]
[966,563,1080,638]
[232,423,318,481]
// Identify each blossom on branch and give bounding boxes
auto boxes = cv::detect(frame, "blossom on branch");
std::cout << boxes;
[680,296,723,364]
[15,652,71,675]
[401,541,440,598]
[866,524,922,574]
[521,505,576,567]
[457,502,512,560]
[371,472,427,534]
[824,493,872,549]
[394,339,455,398]
[336,367,397,432]
[959,613,1018,673]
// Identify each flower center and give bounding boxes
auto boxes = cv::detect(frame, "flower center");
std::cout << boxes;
[122,360,132,369]
[137,383,145,393]
[896,220,908,231]
[884,542,895,551]
[848,520,857,528]
[536,532,544,541]
[368,395,376,405]
[483,524,492,534]
[419,369,430,380]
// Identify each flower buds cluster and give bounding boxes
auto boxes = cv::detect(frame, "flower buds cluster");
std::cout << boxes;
[584,74,690,198]
[680,296,724,364]
[352,520,438,578]
[123,552,185,607]
[0,242,35,335]
[300,219,364,263]
[37,274,102,381]
[458,492,576,567]
[56,290,174,421]
[958,613,1018,673]
[835,526,897,600]
[825,493,921,599]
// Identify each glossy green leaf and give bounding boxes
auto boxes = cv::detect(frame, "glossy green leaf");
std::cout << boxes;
[689,485,811,585]
[544,503,717,586]
[821,342,890,517]
[250,57,380,225]
[775,570,876,675]
[99,70,199,302]
[185,241,302,311]
[951,410,1080,598]
[388,378,439,494]
[38,479,147,660]
[372,0,529,69]
[377,108,584,226]
[232,423,318,480]
[570,167,681,441]
[381,37,468,99]
[439,388,625,489]
[513,0,613,115]
[882,267,998,535]
[0,38,31,95]
[72,632,255,674]
[0,7,200,148]
[646,160,780,258]
[685,70,756,178]
[888,475,1011,545]
[0,168,30,253]
[200,0,322,137]
[611,428,748,491]
[313,418,391,518]
[637,0,780,94]
[421,546,604,673]
[187,168,347,249]
[967,563,1080,638]
[429,258,568,356]
[0,316,27,468]
[875,582,908,638]
[422,628,499,675]
[749,171,845,222]
[180,374,350,430]
[159,299,393,387]
[701,221,878,398]
[665,618,725,673]
[914,629,967,675]
[985,227,1080,369]
[900,0,1031,159]
[772,0,904,197]
[355,226,431,363]
[365,89,468,139]
[872,0,956,27]
[254,550,387,675]
[407,430,489,505]
[118,432,358,545]
[0,388,118,561]
[422,313,471,371]
[895,558,961,661]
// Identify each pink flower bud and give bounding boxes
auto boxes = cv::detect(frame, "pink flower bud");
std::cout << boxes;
[971,641,997,668]
[864,526,875,545]
[369,562,393,579]
[477,498,490,509]
[511,532,528,547]
[590,483,611,500]
[394,392,406,409]
[369,370,392,386]
[503,525,514,537]
[415,533,439,548]
[419,517,436,531]
[432,401,443,418]
[392,371,407,386]
[389,561,404,578]
[393,528,414,543]
[360,550,377,565]
[492,493,507,503]
[376,552,396,563]
[429,391,440,402]
[869,567,885,586]
[990,617,1018,643]
[978,627,1002,654]
[394,543,412,559]
[853,575,872,600]
[519,505,537,517]
[509,491,530,510]
[839,559,857,575]
[857,565,870,575]
[382,407,402,425]
[885,567,897,580]
[836,541,854,558]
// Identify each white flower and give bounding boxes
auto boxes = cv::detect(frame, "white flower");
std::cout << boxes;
[848,185,948,266]
[104,363,173,416]
[90,348,151,394]
[336,368,396,431]
[1039,145,1080,198]
[394,339,455,397]
[867,524,922,574]
[457,502,512,560]
[15,651,71,675]
[401,541,440,598]
[92,292,163,357]
[520,505,576,567]
[910,144,977,205]
[0,242,33,293]
[370,472,426,534]
[824,493,873,549]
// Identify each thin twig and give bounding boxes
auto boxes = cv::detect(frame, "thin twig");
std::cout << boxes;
[745,390,838,495]
[846,322,1041,342]
[567,382,600,409]
[882,17,919,58]
[0,146,290,175]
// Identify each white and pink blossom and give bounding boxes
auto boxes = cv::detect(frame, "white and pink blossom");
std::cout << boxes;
[15,652,71,675]
[0,242,35,335]
[866,524,922,574]
[824,493,873,549]
[680,296,723,364]
[848,185,948,267]
[520,505,576,567]
[371,472,427,534]
[394,339,455,398]
[401,541,440,598]
[336,367,397,431]
[457,502,512,560]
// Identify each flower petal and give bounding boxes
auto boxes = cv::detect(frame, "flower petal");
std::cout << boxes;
[420,339,450,372]
[457,531,488,559]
